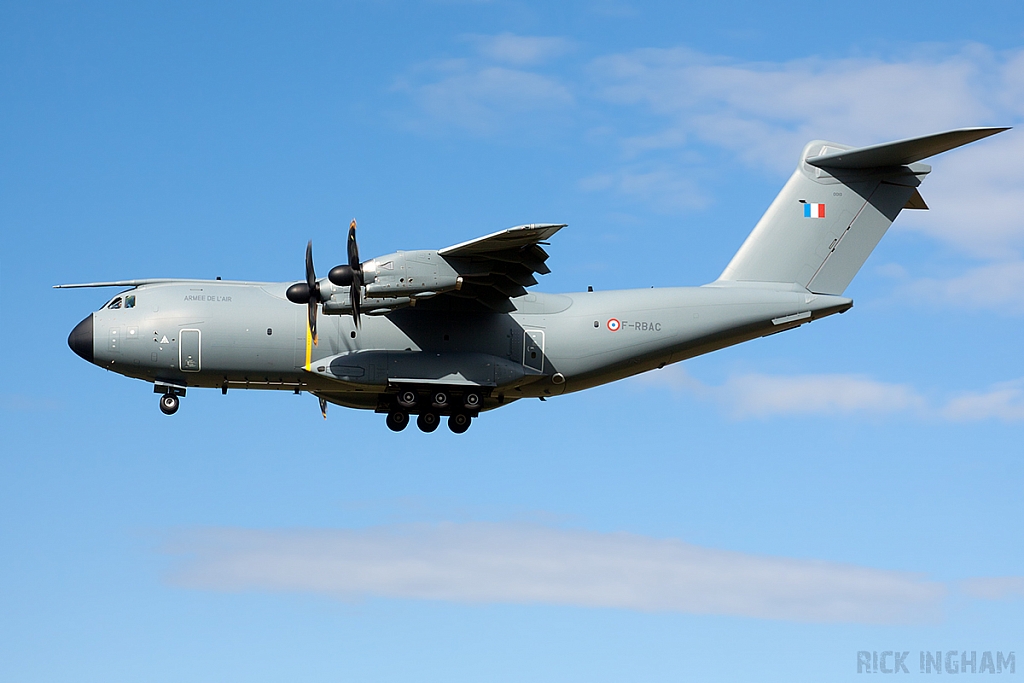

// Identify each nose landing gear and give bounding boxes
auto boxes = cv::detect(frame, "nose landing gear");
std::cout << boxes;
[154,382,186,415]
[159,394,179,415]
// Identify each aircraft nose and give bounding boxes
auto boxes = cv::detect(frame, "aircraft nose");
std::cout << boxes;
[68,314,94,363]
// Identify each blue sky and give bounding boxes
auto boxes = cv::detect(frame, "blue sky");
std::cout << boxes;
[2,1,1023,681]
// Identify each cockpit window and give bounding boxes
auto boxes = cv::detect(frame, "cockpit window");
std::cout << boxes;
[106,297,122,310]
[125,295,136,309]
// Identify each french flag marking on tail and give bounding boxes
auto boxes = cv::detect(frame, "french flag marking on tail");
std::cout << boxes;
[803,203,826,218]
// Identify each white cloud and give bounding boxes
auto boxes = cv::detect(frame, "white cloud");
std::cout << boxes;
[466,33,574,66]
[579,165,709,212]
[640,367,1024,422]
[642,367,926,418]
[394,33,576,134]
[718,373,926,418]
[402,64,573,134]
[962,576,1024,600]
[396,42,1024,306]
[895,129,1024,259]
[166,523,944,624]
[896,260,1024,315]
[584,45,1024,303]
[941,378,1024,422]
[590,47,1001,173]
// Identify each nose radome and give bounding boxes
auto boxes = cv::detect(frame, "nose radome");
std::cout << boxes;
[68,314,94,363]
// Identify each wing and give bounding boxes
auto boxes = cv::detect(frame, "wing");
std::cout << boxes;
[436,223,566,312]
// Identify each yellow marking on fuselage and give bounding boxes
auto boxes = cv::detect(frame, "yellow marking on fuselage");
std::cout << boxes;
[305,322,312,371]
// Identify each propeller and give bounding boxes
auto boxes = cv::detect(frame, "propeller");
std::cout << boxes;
[348,219,362,328]
[329,219,363,328]
[288,220,363,341]
[286,240,322,345]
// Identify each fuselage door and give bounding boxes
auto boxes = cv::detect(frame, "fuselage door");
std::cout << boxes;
[180,329,201,372]
[523,329,545,372]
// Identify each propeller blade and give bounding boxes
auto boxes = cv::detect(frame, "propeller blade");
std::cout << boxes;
[348,219,362,328]
[308,295,318,346]
[305,240,319,345]
[347,219,359,269]
[286,241,323,343]
[351,269,361,328]
[305,240,316,288]
[319,396,327,419]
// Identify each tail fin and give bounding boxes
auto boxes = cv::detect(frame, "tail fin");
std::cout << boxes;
[718,127,1008,295]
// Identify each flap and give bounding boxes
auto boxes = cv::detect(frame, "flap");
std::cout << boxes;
[433,223,566,312]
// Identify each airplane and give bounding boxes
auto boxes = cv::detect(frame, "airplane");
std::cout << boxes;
[58,127,1007,433]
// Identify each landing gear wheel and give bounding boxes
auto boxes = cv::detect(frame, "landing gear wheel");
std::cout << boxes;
[448,413,471,434]
[159,394,179,415]
[417,411,440,433]
[463,391,482,410]
[386,410,409,432]
[396,389,418,409]
[431,391,449,409]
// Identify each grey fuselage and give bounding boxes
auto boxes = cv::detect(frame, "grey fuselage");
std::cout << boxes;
[65,128,1009,420]
[73,278,852,412]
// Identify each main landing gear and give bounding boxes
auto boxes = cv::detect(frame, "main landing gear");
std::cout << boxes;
[383,388,481,434]
[448,412,471,434]
[417,411,440,433]
[386,409,471,434]
[386,410,409,432]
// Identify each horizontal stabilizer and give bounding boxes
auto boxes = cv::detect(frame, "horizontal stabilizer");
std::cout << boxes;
[806,127,1009,169]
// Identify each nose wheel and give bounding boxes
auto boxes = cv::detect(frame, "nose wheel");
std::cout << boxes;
[159,394,179,415]
[154,382,185,415]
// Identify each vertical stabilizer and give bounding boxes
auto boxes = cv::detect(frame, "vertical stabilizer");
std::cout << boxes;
[718,127,1007,295]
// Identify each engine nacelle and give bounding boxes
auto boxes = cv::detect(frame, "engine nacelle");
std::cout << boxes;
[322,292,413,315]
[363,250,461,299]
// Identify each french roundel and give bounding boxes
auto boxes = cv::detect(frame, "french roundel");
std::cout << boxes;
[607,318,621,332]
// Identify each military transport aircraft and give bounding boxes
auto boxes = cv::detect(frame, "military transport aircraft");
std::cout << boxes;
[58,127,1006,433]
